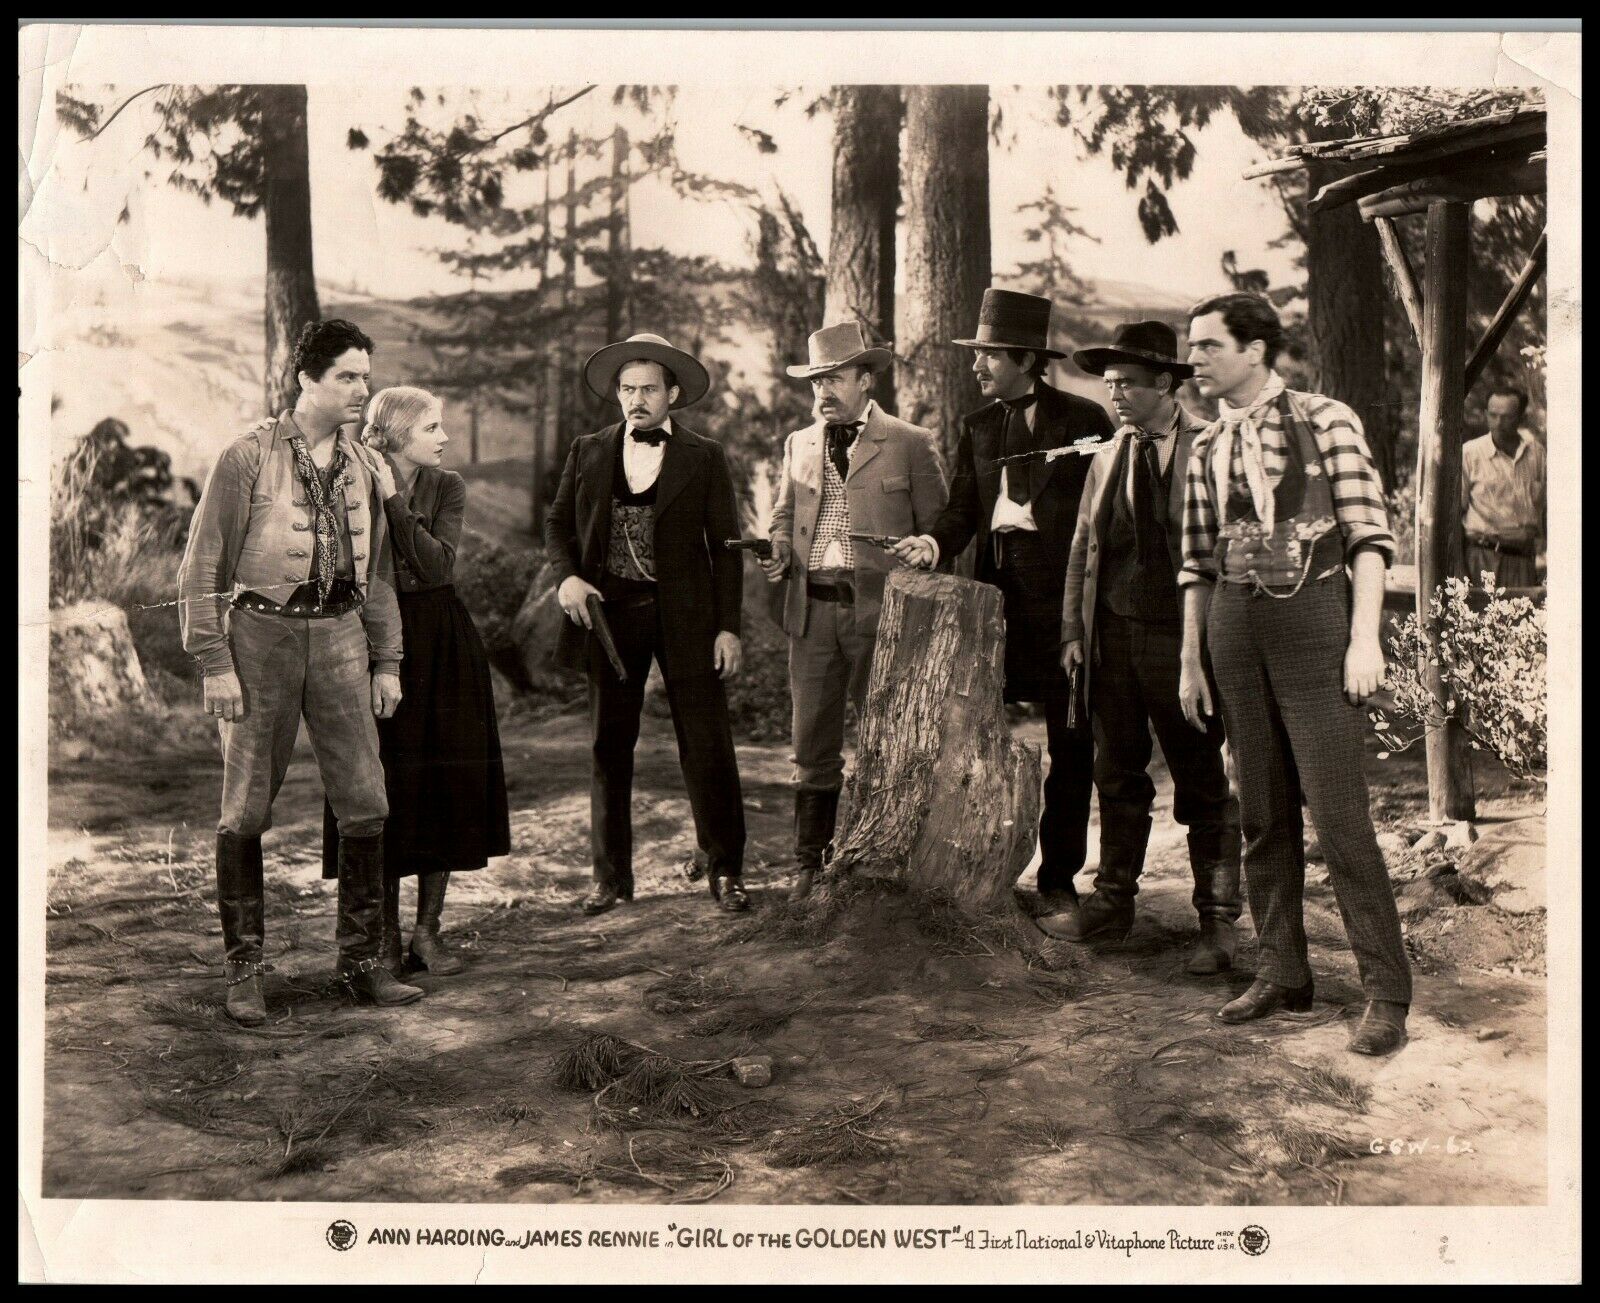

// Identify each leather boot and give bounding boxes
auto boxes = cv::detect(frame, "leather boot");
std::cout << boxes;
[217,832,268,1025]
[336,832,423,1006]
[1064,807,1149,942]
[1217,977,1315,1023]
[1348,1000,1408,1055]
[378,872,404,977]
[790,788,840,902]
[1187,814,1242,975]
[409,871,465,975]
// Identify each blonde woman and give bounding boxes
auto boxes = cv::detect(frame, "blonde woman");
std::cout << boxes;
[322,386,510,975]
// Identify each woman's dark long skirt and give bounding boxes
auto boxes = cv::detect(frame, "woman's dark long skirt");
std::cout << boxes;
[323,585,511,879]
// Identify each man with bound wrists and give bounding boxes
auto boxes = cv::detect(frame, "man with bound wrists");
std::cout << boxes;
[891,288,1116,918]
[177,318,417,1024]
[1177,293,1411,1057]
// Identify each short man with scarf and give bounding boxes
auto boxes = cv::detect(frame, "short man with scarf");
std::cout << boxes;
[179,318,416,1023]
[763,322,948,899]
[1060,322,1242,972]
[1177,293,1410,1057]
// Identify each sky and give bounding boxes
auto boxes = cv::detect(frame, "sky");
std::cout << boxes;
[37,84,1301,312]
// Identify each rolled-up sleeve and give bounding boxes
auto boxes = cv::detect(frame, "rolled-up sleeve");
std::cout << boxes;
[1179,428,1220,587]
[1306,396,1396,568]
[177,438,259,676]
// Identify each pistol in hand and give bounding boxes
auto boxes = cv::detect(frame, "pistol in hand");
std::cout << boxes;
[723,537,774,561]
[847,532,905,550]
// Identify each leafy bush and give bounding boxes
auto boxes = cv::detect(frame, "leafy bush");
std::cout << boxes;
[1369,575,1546,778]
[453,529,542,658]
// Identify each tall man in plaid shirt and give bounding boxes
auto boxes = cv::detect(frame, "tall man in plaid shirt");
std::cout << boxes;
[1176,293,1411,1057]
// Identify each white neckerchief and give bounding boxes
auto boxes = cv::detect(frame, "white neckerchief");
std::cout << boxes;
[1210,371,1286,535]
[623,416,673,494]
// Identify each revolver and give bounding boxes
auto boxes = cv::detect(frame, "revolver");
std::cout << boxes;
[990,435,1109,466]
[724,537,775,560]
[847,532,905,550]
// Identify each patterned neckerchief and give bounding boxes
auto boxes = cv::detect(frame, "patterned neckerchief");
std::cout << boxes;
[284,427,349,603]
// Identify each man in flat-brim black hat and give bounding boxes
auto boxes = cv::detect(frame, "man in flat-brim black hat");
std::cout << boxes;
[1059,321,1242,973]
[893,288,1115,916]
[545,333,751,916]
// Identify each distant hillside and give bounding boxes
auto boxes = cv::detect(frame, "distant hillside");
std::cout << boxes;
[46,270,1185,491]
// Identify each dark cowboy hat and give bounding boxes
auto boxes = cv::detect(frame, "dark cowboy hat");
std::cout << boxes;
[951,288,1067,360]
[785,320,894,379]
[583,333,711,408]
[1072,320,1195,380]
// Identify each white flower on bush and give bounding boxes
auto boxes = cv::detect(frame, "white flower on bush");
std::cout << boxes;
[1368,574,1546,778]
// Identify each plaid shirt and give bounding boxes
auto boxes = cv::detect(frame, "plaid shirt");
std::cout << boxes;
[1179,373,1395,587]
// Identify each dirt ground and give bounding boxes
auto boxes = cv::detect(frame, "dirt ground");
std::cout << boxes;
[42,705,1547,1206]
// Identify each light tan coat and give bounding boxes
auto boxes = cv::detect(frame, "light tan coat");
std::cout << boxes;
[770,403,947,640]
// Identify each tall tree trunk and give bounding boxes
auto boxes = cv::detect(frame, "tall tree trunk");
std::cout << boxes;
[260,85,320,416]
[1305,120,1394,488]
[897,86,989,461]
[1416,201,1476,823]
[826,86,901,413]
[556,130,581,466]
[605,125,632,346]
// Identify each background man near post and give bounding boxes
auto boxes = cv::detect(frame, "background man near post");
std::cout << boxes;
[1177,293,1410,1057]
[764,322,948,899]
[177,318,418,1023]
[546,333,750,916]
[1461,385,1547,587]
[1061,322,1242,972]
[893,288,1115,913]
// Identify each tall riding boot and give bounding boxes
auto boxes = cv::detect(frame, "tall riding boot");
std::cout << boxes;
[216,832,267,1025]
[1065,807,1151,942]
[379,872,405,977]
[790,788,840,901]
[1187,812,1243,975]
[409,871,465,975]
[336,832,423,1006]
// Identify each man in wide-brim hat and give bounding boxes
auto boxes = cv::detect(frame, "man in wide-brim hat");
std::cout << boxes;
[545,332,751,915]
[1059,320,1243,972]
[893,288,1115,916]
[761,320,947,899]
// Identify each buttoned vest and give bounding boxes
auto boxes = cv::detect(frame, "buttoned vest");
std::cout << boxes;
[232,422,379,597]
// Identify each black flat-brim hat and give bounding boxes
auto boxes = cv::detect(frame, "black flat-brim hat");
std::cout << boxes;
[1073,319,1195,380]
[583,333,711,408]
[952,287,1067,360]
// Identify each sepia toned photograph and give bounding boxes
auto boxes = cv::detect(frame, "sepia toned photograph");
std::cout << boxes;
[19,20,1580,1285]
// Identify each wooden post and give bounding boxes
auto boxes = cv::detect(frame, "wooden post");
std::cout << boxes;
[1373,216,1425,348]
[1465,228,1547,392]
[1416,201,1476,823]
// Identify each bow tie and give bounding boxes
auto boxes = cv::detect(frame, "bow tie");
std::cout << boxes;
[825,422,862,480]
[825,421,863,441]
[628,427,669,447]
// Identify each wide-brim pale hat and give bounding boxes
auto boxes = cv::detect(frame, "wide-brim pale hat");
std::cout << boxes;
[785,320,894,379]
[583,333,710,408]
[1073,319,1195,380]
[952,287,1067,359]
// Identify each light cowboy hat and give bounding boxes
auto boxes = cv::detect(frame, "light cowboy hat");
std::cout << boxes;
[583,332,711,408]
[785,320,894,379]
[951,287,1067,359]
[1072,319,1195,380]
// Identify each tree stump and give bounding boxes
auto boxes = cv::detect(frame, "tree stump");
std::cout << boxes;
[49,600,154,727]
[833,570,1042,925]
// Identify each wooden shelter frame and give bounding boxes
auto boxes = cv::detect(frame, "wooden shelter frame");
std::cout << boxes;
[1246,107,1548,824]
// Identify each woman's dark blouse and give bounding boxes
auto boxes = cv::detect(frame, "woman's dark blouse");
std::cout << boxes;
[383,465,466,592]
